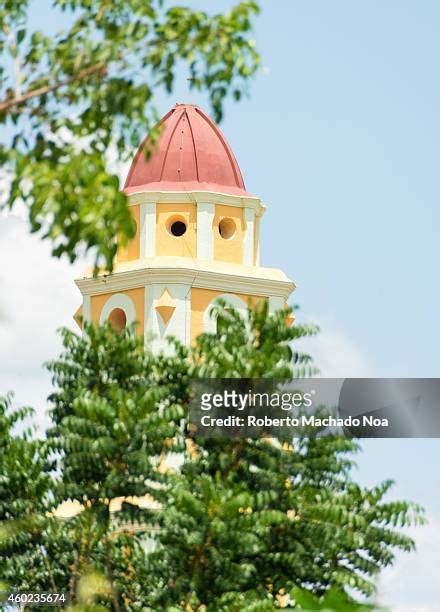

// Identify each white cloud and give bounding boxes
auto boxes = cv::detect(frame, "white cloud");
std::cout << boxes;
[295,318,440,610]
[0,145,128,434]
[0,212,85,432]
[294,315,376,377]
[377,518,440,612]
[1,212,439,611]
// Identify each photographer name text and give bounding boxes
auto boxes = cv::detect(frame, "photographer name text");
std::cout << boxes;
[200,414,389,428]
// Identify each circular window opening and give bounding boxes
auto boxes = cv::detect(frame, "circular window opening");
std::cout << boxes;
[218,217,236,240]
[108,308,127,333]
[168,219,187,237]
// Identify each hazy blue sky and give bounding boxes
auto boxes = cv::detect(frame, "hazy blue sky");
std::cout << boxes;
[1,1,439,609]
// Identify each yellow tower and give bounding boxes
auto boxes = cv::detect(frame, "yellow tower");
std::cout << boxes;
[75,104,295,351]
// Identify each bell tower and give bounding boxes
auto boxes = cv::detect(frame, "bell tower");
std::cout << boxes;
[75,104,295,351]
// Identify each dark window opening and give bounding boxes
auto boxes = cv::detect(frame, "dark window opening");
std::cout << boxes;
[108,308,127,333]
[170,220,187,236]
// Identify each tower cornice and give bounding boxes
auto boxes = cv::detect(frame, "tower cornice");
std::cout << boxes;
[76,257,294,299]
[125,189,266,217]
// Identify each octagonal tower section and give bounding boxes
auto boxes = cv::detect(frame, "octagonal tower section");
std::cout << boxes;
[75,103,295,352]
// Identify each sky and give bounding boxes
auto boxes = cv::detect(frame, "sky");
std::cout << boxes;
[1,1,439,609]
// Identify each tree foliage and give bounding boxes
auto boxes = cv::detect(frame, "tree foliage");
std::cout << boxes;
[0,395,48,590]
[0,0,261,269]
[145,303,423,609]
[0,303,425,610]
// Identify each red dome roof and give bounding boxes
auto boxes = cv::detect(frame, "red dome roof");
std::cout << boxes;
[124,103,249,196]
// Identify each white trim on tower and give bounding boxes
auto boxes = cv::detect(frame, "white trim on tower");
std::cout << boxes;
[254,216,261,266]
[145,283,191,353]
[126,189,266,218]
[143,202,156,258]
[82,295,91,323]
[268,295,285,314]
[203,294,248,334]
[77,265,295,300]
[243,207,255,266]
[139,203,147,258]
[99,293,137,326]
[197,202,215,260]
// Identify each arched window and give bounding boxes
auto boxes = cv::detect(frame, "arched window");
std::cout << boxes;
[99,293,136,329]
[203,294,248,334]
[108,308,127,333]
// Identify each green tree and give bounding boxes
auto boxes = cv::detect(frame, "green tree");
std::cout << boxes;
[0,394,74,599]
[144,302,424,610]
[1,325,188,609]
[0,0,260,270]
[0,304,425,610]
[45,323,188,607]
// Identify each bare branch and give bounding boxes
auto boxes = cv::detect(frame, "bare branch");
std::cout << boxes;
[0,63,107,113]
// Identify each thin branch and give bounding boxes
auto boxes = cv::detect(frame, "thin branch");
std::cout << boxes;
[39,544,62,612]
[39,544,57,591]
[68,548,80,605]
[105,533,121,612]
[0,63,107,113]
